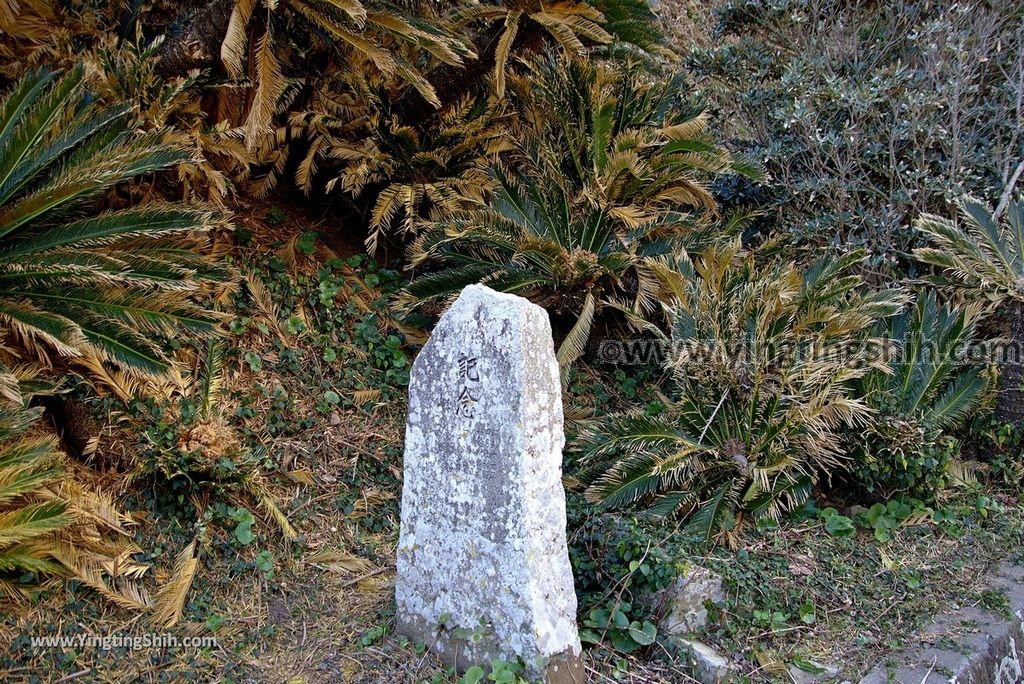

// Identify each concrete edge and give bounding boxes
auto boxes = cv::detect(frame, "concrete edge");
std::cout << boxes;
[859,563,1024,684]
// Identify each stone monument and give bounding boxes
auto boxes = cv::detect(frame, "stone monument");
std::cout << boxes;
[395,284,583,682]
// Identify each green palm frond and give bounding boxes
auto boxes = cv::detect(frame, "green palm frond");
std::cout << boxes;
[924,371,988,429]
[578,411,700,458]
[555,291,595,369]
[193,339,226,421]
[684,485,735,543]
[397,263,497,308]
[0,67,227,385]
[0,500,69,547]
[742,474,813,520]
[587,0,667,56]
[862,291,986,425]
[915,195,1024,301]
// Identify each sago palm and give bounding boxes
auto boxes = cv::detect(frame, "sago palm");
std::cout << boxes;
[359,93,511,253]
[509,57,760,215]
[288,89,511,253]
[452,0,612,97]
[220,0,471,147]
[914,196,1024,423]
[0,398,149,605]
[0,66,226,389]
[399,162,695,369]
[91,32,250,205]
[401,59,755,367]
[852,291,989,495]
[576,241,906,541]
[387,0,667,119]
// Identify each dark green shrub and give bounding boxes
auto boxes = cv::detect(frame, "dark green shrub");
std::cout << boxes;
[690,0,1024,275]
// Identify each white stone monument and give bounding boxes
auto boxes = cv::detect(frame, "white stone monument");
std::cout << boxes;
[395,284,583,682]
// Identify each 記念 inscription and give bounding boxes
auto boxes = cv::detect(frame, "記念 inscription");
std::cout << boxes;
[395,284,583,682]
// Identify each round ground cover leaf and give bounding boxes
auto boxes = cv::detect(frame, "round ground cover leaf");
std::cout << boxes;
[824,514,855,537]
[628,620,657,646]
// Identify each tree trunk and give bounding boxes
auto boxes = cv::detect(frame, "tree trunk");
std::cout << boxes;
[40,395,99,460]
[997,299,1024,424]
[155,0,235,78]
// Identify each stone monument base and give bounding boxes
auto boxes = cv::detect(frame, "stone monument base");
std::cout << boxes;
[398,613,584,683]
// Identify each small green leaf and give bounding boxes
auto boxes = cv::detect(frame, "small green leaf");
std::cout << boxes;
[234,521,253,545]
[297,231,319,255]
[791,656,827,675]
[460,666,485,684]
[610,631,642,653]
[244,351,262,372]
[824,514,855,537]
[864,503,886,524]
[886,500,913,520]
[628,620,657,646]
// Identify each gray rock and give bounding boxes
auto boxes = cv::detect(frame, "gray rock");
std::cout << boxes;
[845,505,868,518]
[671,638,735,684]
[659,563,726,637]
[395,284,582,682]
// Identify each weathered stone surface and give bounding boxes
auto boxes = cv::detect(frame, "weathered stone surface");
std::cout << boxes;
[658,564,726,637]
[670,638,735,684]
[395,284,582,682]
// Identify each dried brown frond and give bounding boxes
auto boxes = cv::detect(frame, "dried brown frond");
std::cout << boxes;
[244,32,288,151]
[152,540,200,627]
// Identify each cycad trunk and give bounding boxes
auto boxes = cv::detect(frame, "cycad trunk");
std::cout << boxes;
[997,299,1024,424]
[155,0,234,78]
